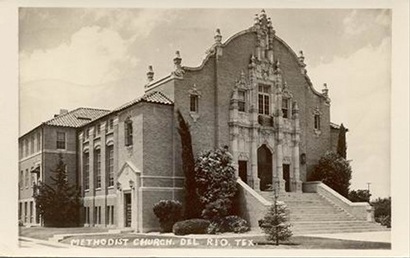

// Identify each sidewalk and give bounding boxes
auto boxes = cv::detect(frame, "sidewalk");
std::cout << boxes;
[303,231,391,243]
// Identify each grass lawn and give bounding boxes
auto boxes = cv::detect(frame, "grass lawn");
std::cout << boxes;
[19,226,110,240]
[60,233,391,249]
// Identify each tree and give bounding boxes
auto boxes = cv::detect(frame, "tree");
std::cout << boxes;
[348,189,371,202]
[177,110,202,219]
[310,151,352,197]
[371,197,391,228]
[337,123,347,159]
[258,200,292,245]
[33,154,82,227]
[195,147,237,221]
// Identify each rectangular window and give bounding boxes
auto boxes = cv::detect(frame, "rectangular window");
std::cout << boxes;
[314,114,321,130]
[98,206,101,224]
[94,207,97,225]
[56,132,66,149]
[19,203,22,221]
[238,90,246,112]
[25,169,29,188]
[95,149,101,189]
[31,173,36,188]
[106,119,114,133]
[111,206,115,225]
[30,137,34,154]
[125,120,133,146]
[84,152,90,190]
[258,84,270,115]
[85,128,90,140]
[24,139,28,157]
[36,133,41,152]
[107,145,114,187]
[24,202,27,223]
[19,170,23,189]
[282,98,289,119]
[19,142,23,159]
[94,124,101,138]
[30,201,33,223]
[85,207,90,224]
[190,94,199,112]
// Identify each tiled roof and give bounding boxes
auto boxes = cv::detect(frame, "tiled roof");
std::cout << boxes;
[114,91,173,112]
[44,107,111,128]
[330,122,349,131]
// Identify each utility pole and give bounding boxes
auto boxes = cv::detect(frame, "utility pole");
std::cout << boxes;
[367,182,371,193]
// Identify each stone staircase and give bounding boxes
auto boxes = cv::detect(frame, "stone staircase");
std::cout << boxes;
[260,191,389,235]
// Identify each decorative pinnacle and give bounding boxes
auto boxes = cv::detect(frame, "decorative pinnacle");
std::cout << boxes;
[147,65,154,82]
[214,28,222,44]
[267,17,273,28]
[322,83,329,96]
[298,50,305,63]
[174,50,182,66]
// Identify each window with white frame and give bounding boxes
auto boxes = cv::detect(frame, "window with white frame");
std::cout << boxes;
[258,84,270,115]
[106,145,114,187]
[56,132,66,149]
[238,90,246,112]
[190,94,199,113]
[84,152,90,190]
[314,114,321,130]
[94,149,101,189]
[124,119,133,146]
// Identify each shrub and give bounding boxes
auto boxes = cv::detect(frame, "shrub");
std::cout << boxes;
[371,197,391,228]
[195,147,237,220]
[258,201,292,245]
[18,220,23,226]
[207,215,250,234]
[172,219,210,235]
[310,151,352,198]
[153,200,182,233]
[348,189,371,202]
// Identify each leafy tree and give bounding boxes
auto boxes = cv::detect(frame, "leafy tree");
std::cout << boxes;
[177,110,201,219]
[258,200,292,245]
[337,123,347,159]
[195,147,237,221]
[371,197,391,228]
[310,151,352,198]
[33,154,82,227]
[348,189,371,202]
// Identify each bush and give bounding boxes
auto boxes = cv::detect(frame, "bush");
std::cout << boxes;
[18,220,23,226]
[153,200,182,233]
[207,215,250,234]
[310,151,352,198]
[258,201,292,245]
[371,197,391,228]
[348,189,371,202]
[172,219,210,235]
[195,147,237,220]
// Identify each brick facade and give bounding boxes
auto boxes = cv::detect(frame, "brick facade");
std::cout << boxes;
[19,11,342,231]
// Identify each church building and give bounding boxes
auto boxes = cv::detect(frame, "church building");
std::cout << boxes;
[20,11,375,233]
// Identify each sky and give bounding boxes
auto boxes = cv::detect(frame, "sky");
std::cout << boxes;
[19,8,392,199]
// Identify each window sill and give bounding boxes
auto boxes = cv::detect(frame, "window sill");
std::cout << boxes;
[107,186,114,189]
[94,135,101,140]
[84,189,90,193]
[95,188,101,191]
[189,111,200,122]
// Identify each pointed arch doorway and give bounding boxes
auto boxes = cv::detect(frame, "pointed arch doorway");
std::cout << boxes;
[258,144,273,191]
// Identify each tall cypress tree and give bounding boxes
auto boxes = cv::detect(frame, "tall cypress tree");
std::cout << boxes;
[177,110,202,219]
[33,153,82,227]
[337,123,347,159]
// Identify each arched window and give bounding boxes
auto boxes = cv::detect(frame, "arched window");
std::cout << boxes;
[314,114,321,130]
[83,152,90,190]
[124,119,133,146]
[106,144,114,187]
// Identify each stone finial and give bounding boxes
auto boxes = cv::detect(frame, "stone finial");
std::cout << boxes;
[298,50,305,63]
[260,9,267,18]
[322,83,329,96]
[274,59,282,74]
[292,101,299,114]
[174,50,182,67]
[249,54,256,69]
[172,50,185,78]
[240,70,246,81]
[147,65,154,83]
[267,17,273,29]
[254,14,259,25]
[214,28,222,44]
